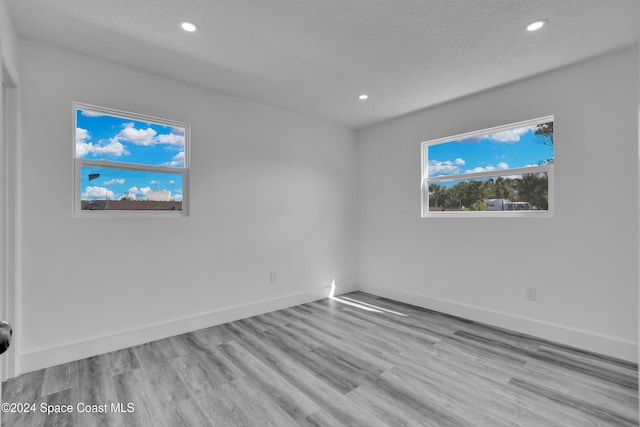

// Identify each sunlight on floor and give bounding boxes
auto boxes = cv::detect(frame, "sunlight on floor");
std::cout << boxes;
[328,280,408,316]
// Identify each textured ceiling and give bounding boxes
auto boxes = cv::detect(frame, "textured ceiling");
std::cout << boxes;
[7,0,640,129]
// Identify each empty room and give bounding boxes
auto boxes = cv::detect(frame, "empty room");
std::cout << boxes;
[0,1,639,426]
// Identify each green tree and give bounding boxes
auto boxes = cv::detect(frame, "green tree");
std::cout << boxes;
[445,186,463,209]
[534,121,554,176]
[484,179,496,199]
[534,122,554,146]
[493,177,514,199]
[465,199,488,211]
[514,173,548,209]
[452,180,485,208]
[428,184,446,209]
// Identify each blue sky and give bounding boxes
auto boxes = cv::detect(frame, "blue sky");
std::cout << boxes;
[427,123,553,181]
[76,108,186,201]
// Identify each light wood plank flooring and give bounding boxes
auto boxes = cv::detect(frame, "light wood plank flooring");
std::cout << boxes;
[2,292,638,426]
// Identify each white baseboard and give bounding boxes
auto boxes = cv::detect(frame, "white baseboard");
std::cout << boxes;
[19,286,336,375]
[18,281,636,375]
[333,281,360,296]
[358,283,638,363]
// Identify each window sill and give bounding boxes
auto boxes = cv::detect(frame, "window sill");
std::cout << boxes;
[422,210,553,218]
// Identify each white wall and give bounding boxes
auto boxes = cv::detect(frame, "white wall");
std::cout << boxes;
[0,0,20,383]
[637,42,640,367]
[10,24,639,373]
[356,46,639,362]
[0,0,18,79]
[18,40,358,373]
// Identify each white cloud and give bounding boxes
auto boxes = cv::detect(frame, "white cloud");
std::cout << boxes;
[76,143,89,157]
[76,127,127,157]
[80,110,105,117]
[139,187,152,197]
[168,151,185,167]
[76,128,89,143]
[82,186,114,200]
[76,139,127,157]
[173,193,183,202]
[428,159,464,176]
[465,163,509,173]
[76,128,126,157]
[117,123,157,146]
[75,128,92,157]
[169,180,175,184]
[157,132,185,146]
[126,186,152,199]
[488,126,534,143]
[104,178,125,186]
[467,166,496,173]
[113,123,185,147]
[124,187,138,200]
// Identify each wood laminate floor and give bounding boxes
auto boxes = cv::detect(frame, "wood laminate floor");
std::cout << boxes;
[2,292,638,426]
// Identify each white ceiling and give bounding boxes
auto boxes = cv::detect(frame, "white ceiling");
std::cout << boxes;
[7,0,640,129]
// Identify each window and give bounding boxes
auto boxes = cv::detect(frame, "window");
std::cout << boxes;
[73,103,189,216]
[421,116,554,216]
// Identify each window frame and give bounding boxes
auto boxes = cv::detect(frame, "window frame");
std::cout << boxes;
[421,116,554,218]
[72,102,190,217]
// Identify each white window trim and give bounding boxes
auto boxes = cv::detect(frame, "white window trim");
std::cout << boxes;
[421,116,554,218]
[72,102,190,217]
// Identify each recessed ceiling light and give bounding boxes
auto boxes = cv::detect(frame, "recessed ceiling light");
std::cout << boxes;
[526,20,547,32]
[358,94,369,100]
[181,21,198,32]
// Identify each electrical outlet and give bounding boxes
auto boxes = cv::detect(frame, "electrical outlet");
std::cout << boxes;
[270,272,277,283]
[526,286,537,301]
